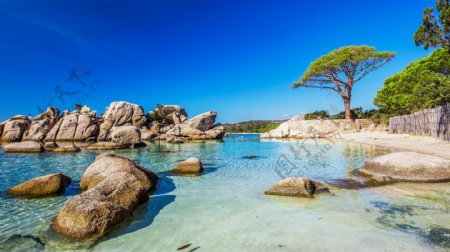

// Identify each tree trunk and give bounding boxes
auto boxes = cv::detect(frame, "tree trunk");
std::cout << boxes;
[343,98,351,120]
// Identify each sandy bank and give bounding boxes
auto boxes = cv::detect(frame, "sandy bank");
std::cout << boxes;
[338,131,450,159]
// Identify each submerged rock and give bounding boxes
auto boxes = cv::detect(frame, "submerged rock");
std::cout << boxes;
[0,234,45,252]
[1,115,30,142]
[8,173,71,197]
[265,177,329,197]
[3,141,44,153]
[166,136,184,144]
[98,102,147,141]
[23,107,60,141]
[51,154,158,241]
[171,157,204,174]
[359,152,450,183]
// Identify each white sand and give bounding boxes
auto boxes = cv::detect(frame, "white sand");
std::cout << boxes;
[337,131,450,160]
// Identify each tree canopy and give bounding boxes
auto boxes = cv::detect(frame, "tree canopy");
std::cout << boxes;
[414,0,450,49]
[374,48,450,115]
[292,45,395,119]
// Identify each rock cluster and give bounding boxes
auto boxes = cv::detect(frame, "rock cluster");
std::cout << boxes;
[52,154,158,241]
[261,116,374,139]
[0,102,225,153]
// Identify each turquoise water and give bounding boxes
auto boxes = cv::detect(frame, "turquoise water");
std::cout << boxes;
[0,134,449,251]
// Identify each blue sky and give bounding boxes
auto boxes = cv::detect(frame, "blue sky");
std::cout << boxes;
[0,0,434,123]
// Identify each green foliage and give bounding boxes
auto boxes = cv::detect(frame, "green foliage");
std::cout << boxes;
[374,48,450,115]
[293,46,395,89]
[304,107,390,124]
[414,0,450,49]
[292,45,395,119]
[224,120,284,133]
[304,110,329,120]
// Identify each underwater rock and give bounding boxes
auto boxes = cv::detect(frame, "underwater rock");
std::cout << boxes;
[171,157,204,174]
[3,141,44,153]
[360,152,450,182]
[52,154,158,241]
[8,173,71,197]
[0,234,45,252]
[265,177,329,198]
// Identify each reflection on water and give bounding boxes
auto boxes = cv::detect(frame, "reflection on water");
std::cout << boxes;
[0,135,448,251]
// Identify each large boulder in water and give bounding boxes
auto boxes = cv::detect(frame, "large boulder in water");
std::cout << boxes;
[110,125,141,147]
[3,141,44,153]
[8,173,71,197]
[98,102,147,141]
[51,154,158,241]
[359,152,450,182]
[265,177,329,198]
[188,111,216,131]
[1,115,30,142]
[23,107,60,141]
[45,108,98,142]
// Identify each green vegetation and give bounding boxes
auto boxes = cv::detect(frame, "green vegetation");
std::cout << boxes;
[223,120,285,133]
[292,45,395,119]
[414,0,450,50]
[374,48,450,115]
[304,107,390,124]
[304,110,329,120]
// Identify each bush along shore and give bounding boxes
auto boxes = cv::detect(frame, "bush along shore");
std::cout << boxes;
[0,102,225,153]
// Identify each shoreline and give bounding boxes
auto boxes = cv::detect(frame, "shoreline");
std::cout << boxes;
[337,131,450,160]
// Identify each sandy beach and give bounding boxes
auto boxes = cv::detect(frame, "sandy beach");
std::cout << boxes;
[339,131,450,159]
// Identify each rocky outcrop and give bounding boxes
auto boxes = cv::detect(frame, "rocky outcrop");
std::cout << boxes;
[8,173,71,197]
[23,107,60,141]
[45,108,98,142]
[98,102,147,141]
[164,112,224,140]
[1,115,30,142]
[110,125,141,147]
[51,154,158,241]
[3,141,44,153]
[148,104,188,125]
[359,152,450,183]
[188,111,216,131]
[265,177,329,197]
[261,116,372,138]
[171,157,204,174]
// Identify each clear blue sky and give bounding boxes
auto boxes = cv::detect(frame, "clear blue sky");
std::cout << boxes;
[0,0,434,123]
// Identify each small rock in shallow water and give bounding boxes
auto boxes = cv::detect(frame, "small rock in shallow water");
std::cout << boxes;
[171,157,204,175]
[53,145,81,153]
[8,173,71,197]
[265,177,329,198]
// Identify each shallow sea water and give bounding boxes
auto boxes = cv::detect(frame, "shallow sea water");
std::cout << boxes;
[0,134,449,251]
